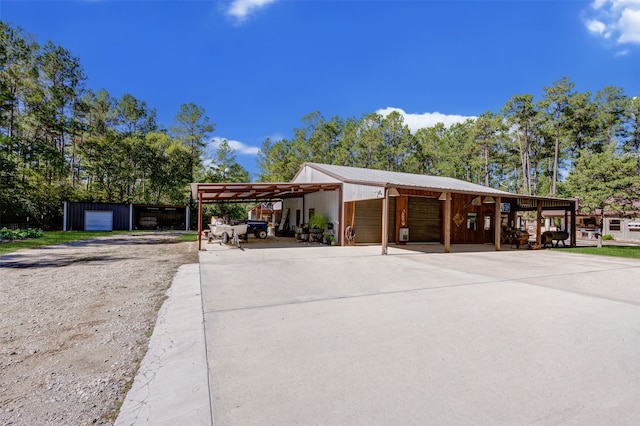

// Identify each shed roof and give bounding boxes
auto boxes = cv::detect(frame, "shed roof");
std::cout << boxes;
[190,182,341,202]
[299,163,514,196]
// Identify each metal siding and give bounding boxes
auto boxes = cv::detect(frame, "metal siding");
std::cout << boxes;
[66,202,130,231]
[607,218,640,242]
[292,165,340,184]
[343,183,385,202]
[304,191,339,228]
[355,199,382,243]
[283,198,303,228]
[407,197,441,242]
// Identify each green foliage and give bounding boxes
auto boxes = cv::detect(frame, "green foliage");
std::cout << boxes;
[2,21,640,234]
[0,230,162,255]
[0,227,43,241]
[562,143,640,215]
[308,212,329,230]
[0,23,225,229]
[602,234,614,241]
[560,246,640,259]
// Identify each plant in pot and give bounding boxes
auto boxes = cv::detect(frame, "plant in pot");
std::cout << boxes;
[325,233,336,246]
[308,213,329,243]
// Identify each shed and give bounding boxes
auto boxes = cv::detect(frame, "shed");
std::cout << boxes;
[63,202,189,232]
[191,163,576,253]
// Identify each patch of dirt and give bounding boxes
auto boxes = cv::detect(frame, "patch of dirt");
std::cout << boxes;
[0,233,198,425]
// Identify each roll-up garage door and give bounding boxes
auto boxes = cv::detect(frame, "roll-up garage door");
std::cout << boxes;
[354,199,382,243]
[353,198,395,244]
[408,197,440,242]
[85,211,113,231]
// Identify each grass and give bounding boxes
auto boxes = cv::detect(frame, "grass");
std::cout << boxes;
[175,231,197,242]
[557,245,640,259]
[0,230,195,255]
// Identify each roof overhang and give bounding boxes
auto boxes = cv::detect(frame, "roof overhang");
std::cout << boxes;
[190,182,342,203]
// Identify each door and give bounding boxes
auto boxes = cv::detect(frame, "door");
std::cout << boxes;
[483,213,494,243]
[354,199,382,243]
[85,211,113,231]
[407,197,440,242]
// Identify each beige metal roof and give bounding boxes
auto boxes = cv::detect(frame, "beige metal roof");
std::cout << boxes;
[303,163,514,196]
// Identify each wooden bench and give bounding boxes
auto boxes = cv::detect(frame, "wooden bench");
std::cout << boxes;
[541,231,569,248]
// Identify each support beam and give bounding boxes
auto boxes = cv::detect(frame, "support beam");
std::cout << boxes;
[536,201,542,246]
[444,192,451,253]
[338,188,343,246]
[570,207,576,247]
[381,188,389,255]
[494,196,501,251]
[198,192,203,251]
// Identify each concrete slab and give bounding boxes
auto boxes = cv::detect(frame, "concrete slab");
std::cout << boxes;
[116,264,212,426]
[200,244,640,425]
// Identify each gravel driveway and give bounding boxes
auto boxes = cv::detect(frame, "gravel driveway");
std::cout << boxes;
[0,233,197,425]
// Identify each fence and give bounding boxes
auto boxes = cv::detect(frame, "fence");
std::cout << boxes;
[0,223,30,230]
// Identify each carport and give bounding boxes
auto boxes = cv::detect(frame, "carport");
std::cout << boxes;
[192,163,577,254]
[190,182,342,250]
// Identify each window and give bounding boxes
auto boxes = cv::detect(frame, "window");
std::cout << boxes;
[610,219,621,231]
[467,213,477,231]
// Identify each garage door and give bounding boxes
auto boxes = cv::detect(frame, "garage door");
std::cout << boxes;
[353,198,395,244]
[408,197,440,242]
[85,211,113,231]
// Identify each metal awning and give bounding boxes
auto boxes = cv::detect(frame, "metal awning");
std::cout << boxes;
[190,182,342,203]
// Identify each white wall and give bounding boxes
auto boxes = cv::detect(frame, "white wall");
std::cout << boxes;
[343,183,385,202]
[605,218,640,241]
[282,198,303,229]
[292,166,340,184]
[304,191,339,226]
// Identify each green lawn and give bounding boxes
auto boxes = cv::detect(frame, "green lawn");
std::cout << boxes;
[557,245,640,259]
[0,230,196,255]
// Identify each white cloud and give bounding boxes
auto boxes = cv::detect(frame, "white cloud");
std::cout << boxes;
[587,19,608,35]
[376,107,476,133]
[618,7,640,42]
[209,137,261,155]
[226,0,277,22]
[584,0,640,44]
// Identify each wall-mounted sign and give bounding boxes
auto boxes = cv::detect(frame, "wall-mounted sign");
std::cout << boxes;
[500,203,511,213]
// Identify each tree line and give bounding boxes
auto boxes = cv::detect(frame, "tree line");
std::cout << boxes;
[259,79,639,216]
[2,21,639,229]
[1,22,247,228]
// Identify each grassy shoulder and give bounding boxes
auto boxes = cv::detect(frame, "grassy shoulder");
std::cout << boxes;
[556,245,640,259]
[0,230,197,255]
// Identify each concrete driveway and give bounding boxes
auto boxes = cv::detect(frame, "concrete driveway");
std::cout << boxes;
[199,243,640,425]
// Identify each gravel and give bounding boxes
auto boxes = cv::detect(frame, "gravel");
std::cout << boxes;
[0,233,198,425]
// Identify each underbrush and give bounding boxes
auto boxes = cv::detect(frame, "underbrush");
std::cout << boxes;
[0,227,43,241]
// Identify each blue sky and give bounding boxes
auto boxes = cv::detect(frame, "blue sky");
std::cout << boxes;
[2,0,639,179]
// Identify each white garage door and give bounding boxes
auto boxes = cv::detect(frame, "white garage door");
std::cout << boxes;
[85,211,113,231]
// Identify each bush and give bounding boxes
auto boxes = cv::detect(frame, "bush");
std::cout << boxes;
[308,212,330,230]
[602,234,614,241]
[0,227,44,241]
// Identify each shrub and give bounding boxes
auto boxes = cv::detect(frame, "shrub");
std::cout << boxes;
[0,227,44,241]
[602,234,614,241]
[308,212,330,230]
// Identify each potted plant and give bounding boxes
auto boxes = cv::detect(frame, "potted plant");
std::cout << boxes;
[325,233,336,246]
[308,213,329,243]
